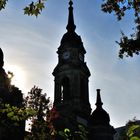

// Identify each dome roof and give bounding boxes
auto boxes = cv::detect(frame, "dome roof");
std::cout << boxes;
[58,31,86,54]
[91,106,110,125]
[91,89,110,126]
[61,32,82,45]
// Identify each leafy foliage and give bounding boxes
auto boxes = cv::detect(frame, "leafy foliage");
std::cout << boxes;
[0,0,46,17]
[25,86,59,140]
[119,118,140,140]
[0,103,34,139]
[0,0,8,10]
[102,0,140,21]
[126,119,140,140]
[24,0,46,17]
[116,26,140,58]
[59,125,88,140]
[0,89,28,139]
[101,0,140,58]
[0,84,60,140]
[0,103,35,122]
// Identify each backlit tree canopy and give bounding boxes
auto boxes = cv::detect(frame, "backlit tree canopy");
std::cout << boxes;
[119,118,140,140]
[0,0,46,17]
[102,0,140,58]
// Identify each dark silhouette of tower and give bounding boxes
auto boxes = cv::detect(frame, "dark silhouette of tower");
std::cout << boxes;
[53,0,91,130]
[53,0,115,139]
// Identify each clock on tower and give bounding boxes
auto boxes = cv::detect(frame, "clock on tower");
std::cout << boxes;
[62,51,70,59]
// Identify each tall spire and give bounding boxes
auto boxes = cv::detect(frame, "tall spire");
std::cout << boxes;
[95,89,103,108]
[66,0,76,33]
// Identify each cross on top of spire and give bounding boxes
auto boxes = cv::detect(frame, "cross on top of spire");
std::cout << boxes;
[66,0,76,32]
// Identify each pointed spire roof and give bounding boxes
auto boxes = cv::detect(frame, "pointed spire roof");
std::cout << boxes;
[95,89,103,108]
[66,0,76,33]
[58,0,86,54]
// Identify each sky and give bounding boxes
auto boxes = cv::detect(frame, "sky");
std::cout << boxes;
[0,0,140,128]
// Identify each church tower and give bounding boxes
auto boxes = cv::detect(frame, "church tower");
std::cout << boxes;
[53,0,91,126]
[53,1,115,139]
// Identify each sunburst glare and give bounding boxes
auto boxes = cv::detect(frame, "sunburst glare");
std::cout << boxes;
[4,64,26,92]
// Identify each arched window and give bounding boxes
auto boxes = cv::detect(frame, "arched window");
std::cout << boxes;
[60,77,70,103]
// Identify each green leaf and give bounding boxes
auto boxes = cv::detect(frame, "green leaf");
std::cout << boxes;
[127,125,140,137]
[12,115,19,121]
[36,2,45,11]
[64,128,70,133]
[7,111,14,118]
[24,7,30,15]
[0,0,7,10]
[130,136,140,140]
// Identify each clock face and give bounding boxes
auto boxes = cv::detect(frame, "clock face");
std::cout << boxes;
[79,53,84,61]
[62,51,70,59]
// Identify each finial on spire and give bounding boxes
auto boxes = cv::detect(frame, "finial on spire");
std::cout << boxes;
[0,48,4,68]
[95,89,103,108]
[69,0,73,7]
[66,0,76,32]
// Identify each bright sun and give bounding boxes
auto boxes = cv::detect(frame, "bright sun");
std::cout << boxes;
[4,64,26,91]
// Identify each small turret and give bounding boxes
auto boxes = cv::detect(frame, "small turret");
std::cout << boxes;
[89,89,115,140]
[91,89,110,125]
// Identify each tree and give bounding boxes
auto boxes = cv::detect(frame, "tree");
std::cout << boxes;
[0,85,60,140]
[0,0,46,17]
[25,86,59,140]
[102,0,140,58]
[119,118,140,140]
[0,70,33,139]
[24,86,89,140]
[0,69,56,139]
